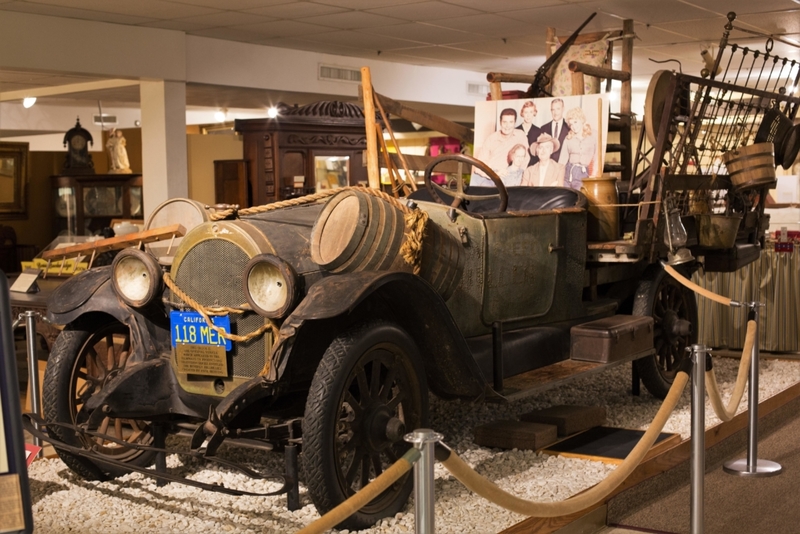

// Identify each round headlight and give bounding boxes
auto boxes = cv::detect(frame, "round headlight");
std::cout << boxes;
[111,248,163,308]
[243,254,298,319]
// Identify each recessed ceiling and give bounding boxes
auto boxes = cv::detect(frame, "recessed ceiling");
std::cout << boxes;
[1,0,799,116]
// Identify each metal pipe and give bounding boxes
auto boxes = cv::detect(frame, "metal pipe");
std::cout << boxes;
[404,429,442,534]
[690,344,707,534]
[747,306,759,470]
[723,302,782,477]
[24,311,43,454]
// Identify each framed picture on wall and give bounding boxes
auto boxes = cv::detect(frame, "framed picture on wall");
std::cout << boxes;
[0,142,29,220]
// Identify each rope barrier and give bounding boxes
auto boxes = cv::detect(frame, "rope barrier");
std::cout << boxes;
[297,448,421,534]
[705,320,756,422]
[662,263,736,307]
[436,370,689,518]
[163,272,278,343]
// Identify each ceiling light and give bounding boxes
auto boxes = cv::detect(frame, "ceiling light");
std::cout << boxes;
[267,106,279,118]
[22,97,36,108]
[214,110,226,122]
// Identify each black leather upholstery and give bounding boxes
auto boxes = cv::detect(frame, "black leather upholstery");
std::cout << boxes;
[408,186,587,214]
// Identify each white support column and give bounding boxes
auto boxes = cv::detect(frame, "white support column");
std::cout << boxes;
[140,80,188,219]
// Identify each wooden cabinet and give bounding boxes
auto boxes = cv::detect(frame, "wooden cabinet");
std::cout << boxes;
[51,174,143,236]
[214,160,248,207]
[235,101,369,205]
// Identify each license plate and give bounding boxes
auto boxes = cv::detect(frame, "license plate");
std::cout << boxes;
[170,311,232,351]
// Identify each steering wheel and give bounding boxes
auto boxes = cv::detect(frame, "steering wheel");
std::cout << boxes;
[423,153,508,213]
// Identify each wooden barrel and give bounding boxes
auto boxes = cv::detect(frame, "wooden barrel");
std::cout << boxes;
[144,198,209,263]
[310,189,464,299]
[722,143,777,191]
[310,189,405,273]
[581,176,619,242]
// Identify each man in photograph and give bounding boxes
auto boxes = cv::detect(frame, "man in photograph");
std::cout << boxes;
[540,98,570,162]
[521,133,565,187]
[472,107,528,186]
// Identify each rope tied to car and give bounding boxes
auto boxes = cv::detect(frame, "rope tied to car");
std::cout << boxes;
[162,271,279,343]
[207,185,430,275]
[296,447,421,534]
[435,369,689,517]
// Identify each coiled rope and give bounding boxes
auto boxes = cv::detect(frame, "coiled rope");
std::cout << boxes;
[297,448,421,534]
[661,264,758,423]
[163,272,278,343]
[435,370,688,518]
[208,186,430,277]
[706,320,756,421]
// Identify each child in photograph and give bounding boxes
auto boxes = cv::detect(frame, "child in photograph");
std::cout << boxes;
[558,106,595,190]
[500,143,529,186]
[521,134,565,187]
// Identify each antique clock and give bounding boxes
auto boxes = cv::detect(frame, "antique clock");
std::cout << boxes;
[62,117,95,174]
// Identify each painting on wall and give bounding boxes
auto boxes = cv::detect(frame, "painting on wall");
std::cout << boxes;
[0,142,29,219]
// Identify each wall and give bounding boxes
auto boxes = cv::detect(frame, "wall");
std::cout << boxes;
[186,134,243,205]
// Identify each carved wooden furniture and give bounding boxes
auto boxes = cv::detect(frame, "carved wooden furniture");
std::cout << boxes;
[235,102,369,205]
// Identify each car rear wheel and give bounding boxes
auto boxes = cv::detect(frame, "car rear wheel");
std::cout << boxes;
[633,266,698,399]
[302,321,428,530]
[43,320,157,480]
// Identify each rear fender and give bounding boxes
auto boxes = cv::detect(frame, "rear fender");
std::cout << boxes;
[270,271,487,401]
[47,268,169,366]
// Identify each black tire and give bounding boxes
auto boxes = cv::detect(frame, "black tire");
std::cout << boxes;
[302,321,428,530]
[43,320,157,480]
[633,266,698,399]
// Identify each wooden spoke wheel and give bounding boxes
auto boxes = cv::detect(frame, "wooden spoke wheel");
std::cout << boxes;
[43,320,156,480]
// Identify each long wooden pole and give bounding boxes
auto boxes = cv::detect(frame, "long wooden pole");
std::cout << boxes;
[373,92,417,192]
[361,67,381,189]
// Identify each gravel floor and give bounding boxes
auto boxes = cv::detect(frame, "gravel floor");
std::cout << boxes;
[27,357,800,534]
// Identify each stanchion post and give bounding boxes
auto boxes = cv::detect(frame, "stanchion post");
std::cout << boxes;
[404,429,443,534]
[688,344,709,534]
[24,311,43,455]
[723,302,782,477]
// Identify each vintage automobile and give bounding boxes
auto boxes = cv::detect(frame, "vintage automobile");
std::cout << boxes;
[41,153,704,529]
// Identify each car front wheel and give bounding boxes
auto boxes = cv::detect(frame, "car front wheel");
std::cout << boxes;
[302,320,428,530]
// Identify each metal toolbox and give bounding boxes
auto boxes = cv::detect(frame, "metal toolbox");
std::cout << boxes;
[570,315,654,363]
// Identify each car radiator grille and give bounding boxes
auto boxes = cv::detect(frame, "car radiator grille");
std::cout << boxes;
[174,239,268,378]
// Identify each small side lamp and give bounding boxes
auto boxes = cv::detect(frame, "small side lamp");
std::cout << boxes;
[663,199,695,266]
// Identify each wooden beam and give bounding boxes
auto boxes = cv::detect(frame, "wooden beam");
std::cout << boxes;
[41,224,185,260]
[568,61,631,82]
[487,72,537,84]
[360,67,381,190]
[373,91,474,144]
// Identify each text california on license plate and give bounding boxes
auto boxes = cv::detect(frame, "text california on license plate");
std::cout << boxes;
[170,311,232,350]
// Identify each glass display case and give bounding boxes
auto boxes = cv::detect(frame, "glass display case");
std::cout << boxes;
[51,174,143,236]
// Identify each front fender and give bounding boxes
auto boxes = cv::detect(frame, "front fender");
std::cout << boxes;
[47,268,169,366]
[270,271,488,401]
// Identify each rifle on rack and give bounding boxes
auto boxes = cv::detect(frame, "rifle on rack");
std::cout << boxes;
[524,11,597,98]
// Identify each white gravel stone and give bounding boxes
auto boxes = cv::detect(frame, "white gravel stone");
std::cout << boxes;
[27,356,800,533]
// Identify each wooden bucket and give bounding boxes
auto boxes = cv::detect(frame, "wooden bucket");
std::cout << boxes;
[695,214,742,248]
[581,176,619,242]
[310,189,464,299]
[722,143,777,191]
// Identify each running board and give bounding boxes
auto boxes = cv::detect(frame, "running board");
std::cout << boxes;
[497,348,654,402]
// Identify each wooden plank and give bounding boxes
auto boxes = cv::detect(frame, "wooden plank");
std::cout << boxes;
[487,72,536,84]
[360,67,381,190]
[568,61,631,82]
[373,91,474,144]
[41,224,186,260]
[500,504,605,534]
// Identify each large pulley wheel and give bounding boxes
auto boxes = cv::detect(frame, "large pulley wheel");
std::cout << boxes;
[424,153,508,212]
[302,321,428,530]
[43,320,156,480]
[633,265,698,399]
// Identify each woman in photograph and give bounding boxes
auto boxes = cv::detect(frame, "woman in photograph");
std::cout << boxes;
[516,100,542,165]
[499,143,529,186]
[558,106,596,191]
